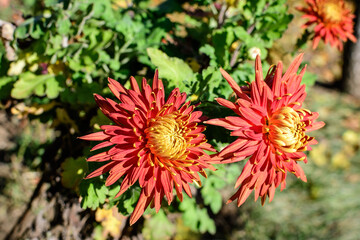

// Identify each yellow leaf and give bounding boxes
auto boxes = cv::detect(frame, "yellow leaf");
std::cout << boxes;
[331,151,350,170]
[342,130,359,146]
[310,144,328,166]
[95,207,125,238]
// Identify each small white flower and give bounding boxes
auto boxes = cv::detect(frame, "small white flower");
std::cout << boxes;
[8,60,26,76]
[248,47,261,60]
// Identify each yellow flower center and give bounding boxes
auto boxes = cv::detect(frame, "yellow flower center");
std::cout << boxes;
[321,2,342,23]
[145,113,188,161]
[264,107,311,155]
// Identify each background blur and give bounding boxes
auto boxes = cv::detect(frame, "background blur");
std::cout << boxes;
[1,0,360,239]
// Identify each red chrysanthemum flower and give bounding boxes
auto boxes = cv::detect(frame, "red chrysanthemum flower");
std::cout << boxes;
[206,54,325,206]
[297,0,357,50]
[80,71,215,225]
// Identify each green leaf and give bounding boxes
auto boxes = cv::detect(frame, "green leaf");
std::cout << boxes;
[47,35,63,55]
[200,67,222,100]
[44,0,58,7]
[200,172,227,215]
[201,185,223,214]
[116,187,141,215]
[80,178,109,210]
[199,44,217,67]
[109,59,121,71]
[15,24,29,39]
[146,48,195,92]
[179,196,216,234]
[60,81,101,105]
[302,71,318,88]
[98,50,111,63]
[61,157,88,190]
[234,26,251,43]
[68,59,82,72]
[11,72,62,99]
[143,209,175,240]
[97,30,114,49]
[57,18,72,35]
[231,62,256,85]
[198,208,216,234]
[212,28,234,68]
[30,22,44,39]
[45,77,61,98]
[180,197,198,227]
[108,185,121,199]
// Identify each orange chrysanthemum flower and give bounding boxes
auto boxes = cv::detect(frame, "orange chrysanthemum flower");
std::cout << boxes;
[80,71,215,225]
[297,0,357,50]
[206,54,325,206]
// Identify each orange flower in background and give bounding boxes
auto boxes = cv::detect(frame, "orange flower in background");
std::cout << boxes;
[297,0,357,50]
[206,54,325,206]
[80,71,215,225]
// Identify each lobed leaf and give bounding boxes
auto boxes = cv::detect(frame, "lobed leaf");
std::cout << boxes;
[11,72,62,99]
[147,48,195,92]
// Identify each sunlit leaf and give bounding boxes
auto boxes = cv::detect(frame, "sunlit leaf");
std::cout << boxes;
[143,209,175,240]
[11,72,62,99]
[147,48,195,92]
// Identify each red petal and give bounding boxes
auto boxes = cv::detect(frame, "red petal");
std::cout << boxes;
[79,131,108,141]
[108,77,127,100]
[234,162,252,188]
[129,192,152,225]
[220,68,243,97]
[87,152,111,162]
[91,141,114,151]
[130,76,141,93]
